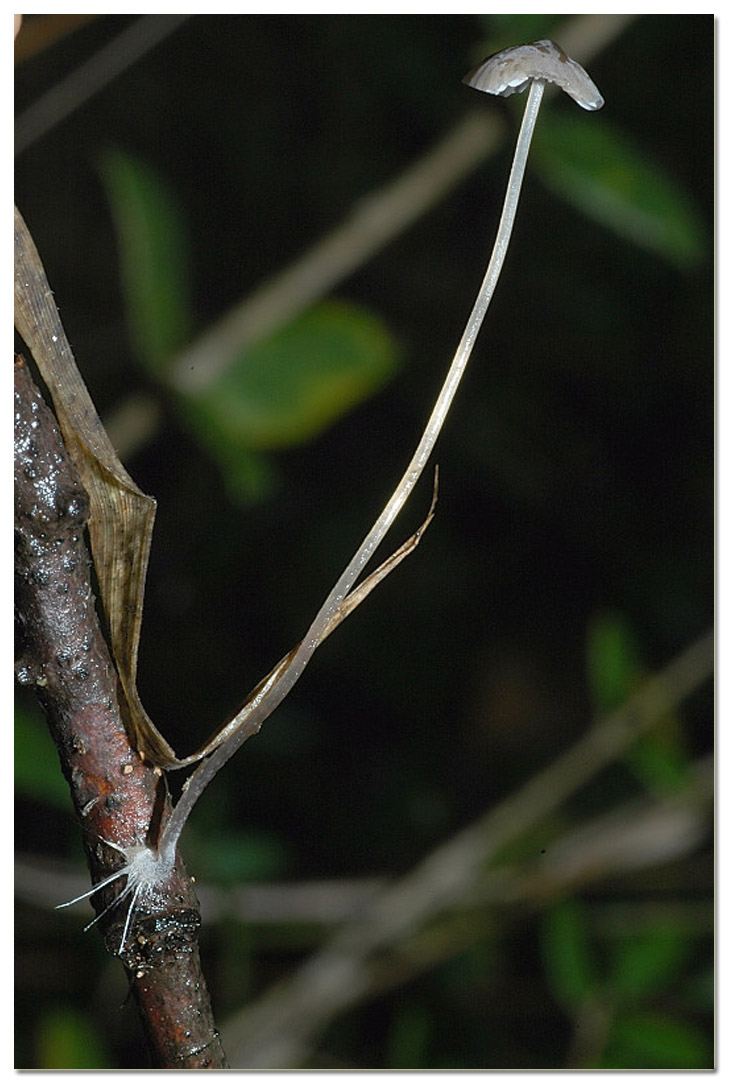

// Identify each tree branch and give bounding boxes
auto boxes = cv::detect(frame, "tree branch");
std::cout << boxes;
[14,355,227,1069]
[221,629,713,1068]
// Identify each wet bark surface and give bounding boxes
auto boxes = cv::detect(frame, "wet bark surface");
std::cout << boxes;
[14,355,228,1068]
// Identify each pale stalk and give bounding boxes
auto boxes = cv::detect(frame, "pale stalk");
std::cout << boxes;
[159,79,546,863]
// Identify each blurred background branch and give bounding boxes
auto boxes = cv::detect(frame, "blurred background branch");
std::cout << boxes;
[218,631,712,1067]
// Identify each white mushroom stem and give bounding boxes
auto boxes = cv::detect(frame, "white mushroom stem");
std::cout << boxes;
[156,77,547,865]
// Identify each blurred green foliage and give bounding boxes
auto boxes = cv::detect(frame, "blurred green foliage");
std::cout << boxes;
[605,1011,711,1070]
[178,300,399,499]
[15,697,74,811]
[586,608,643,712]
[542,898,599,1010]
[98,147,192,373]
[99,147,400,499]
[34,1007,111,1071]
[534,114,707,270]
[541,898,712,1069]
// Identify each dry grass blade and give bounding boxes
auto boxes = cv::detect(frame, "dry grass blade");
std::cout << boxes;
[318,468,439,639]
[175,471,438,767]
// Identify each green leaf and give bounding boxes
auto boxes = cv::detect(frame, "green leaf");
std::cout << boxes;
[35,1007,110,1070]
[534,114,707,270]
[542,898,599,1010]
[15,700,72,811]
[627,730,691,794]
[477,15,561,48]
[585,612,691,791]
[608,922,692,999]
[683,965,715,1013]
[190,827,290,884]
[387,1003,431,1069]
[604,1010,712,1069]
[179,298,399,499]
[99,147,191,373]
[586,609,642,713]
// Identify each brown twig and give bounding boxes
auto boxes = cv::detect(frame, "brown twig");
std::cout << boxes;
[14,355,227,1069]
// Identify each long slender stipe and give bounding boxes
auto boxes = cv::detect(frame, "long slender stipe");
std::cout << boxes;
[57,43,604,950]
[157,78,547,865]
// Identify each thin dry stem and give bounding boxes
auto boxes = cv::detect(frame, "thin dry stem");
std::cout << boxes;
[159,81,546,860]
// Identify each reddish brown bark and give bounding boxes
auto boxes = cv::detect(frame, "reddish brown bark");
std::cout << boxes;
[14,355,228,1068]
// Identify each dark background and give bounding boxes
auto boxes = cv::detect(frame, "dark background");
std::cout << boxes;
[15,15,713,1070]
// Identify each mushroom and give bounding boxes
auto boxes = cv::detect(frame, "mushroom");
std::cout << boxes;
[463,38,604,110]
[57,41,605,952]
[452,40,603,389]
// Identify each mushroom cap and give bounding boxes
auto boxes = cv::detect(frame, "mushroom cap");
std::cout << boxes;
[463,39,604,111]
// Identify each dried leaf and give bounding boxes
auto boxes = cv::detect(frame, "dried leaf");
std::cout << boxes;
[14,204,434,771]
[14,205,176,765]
